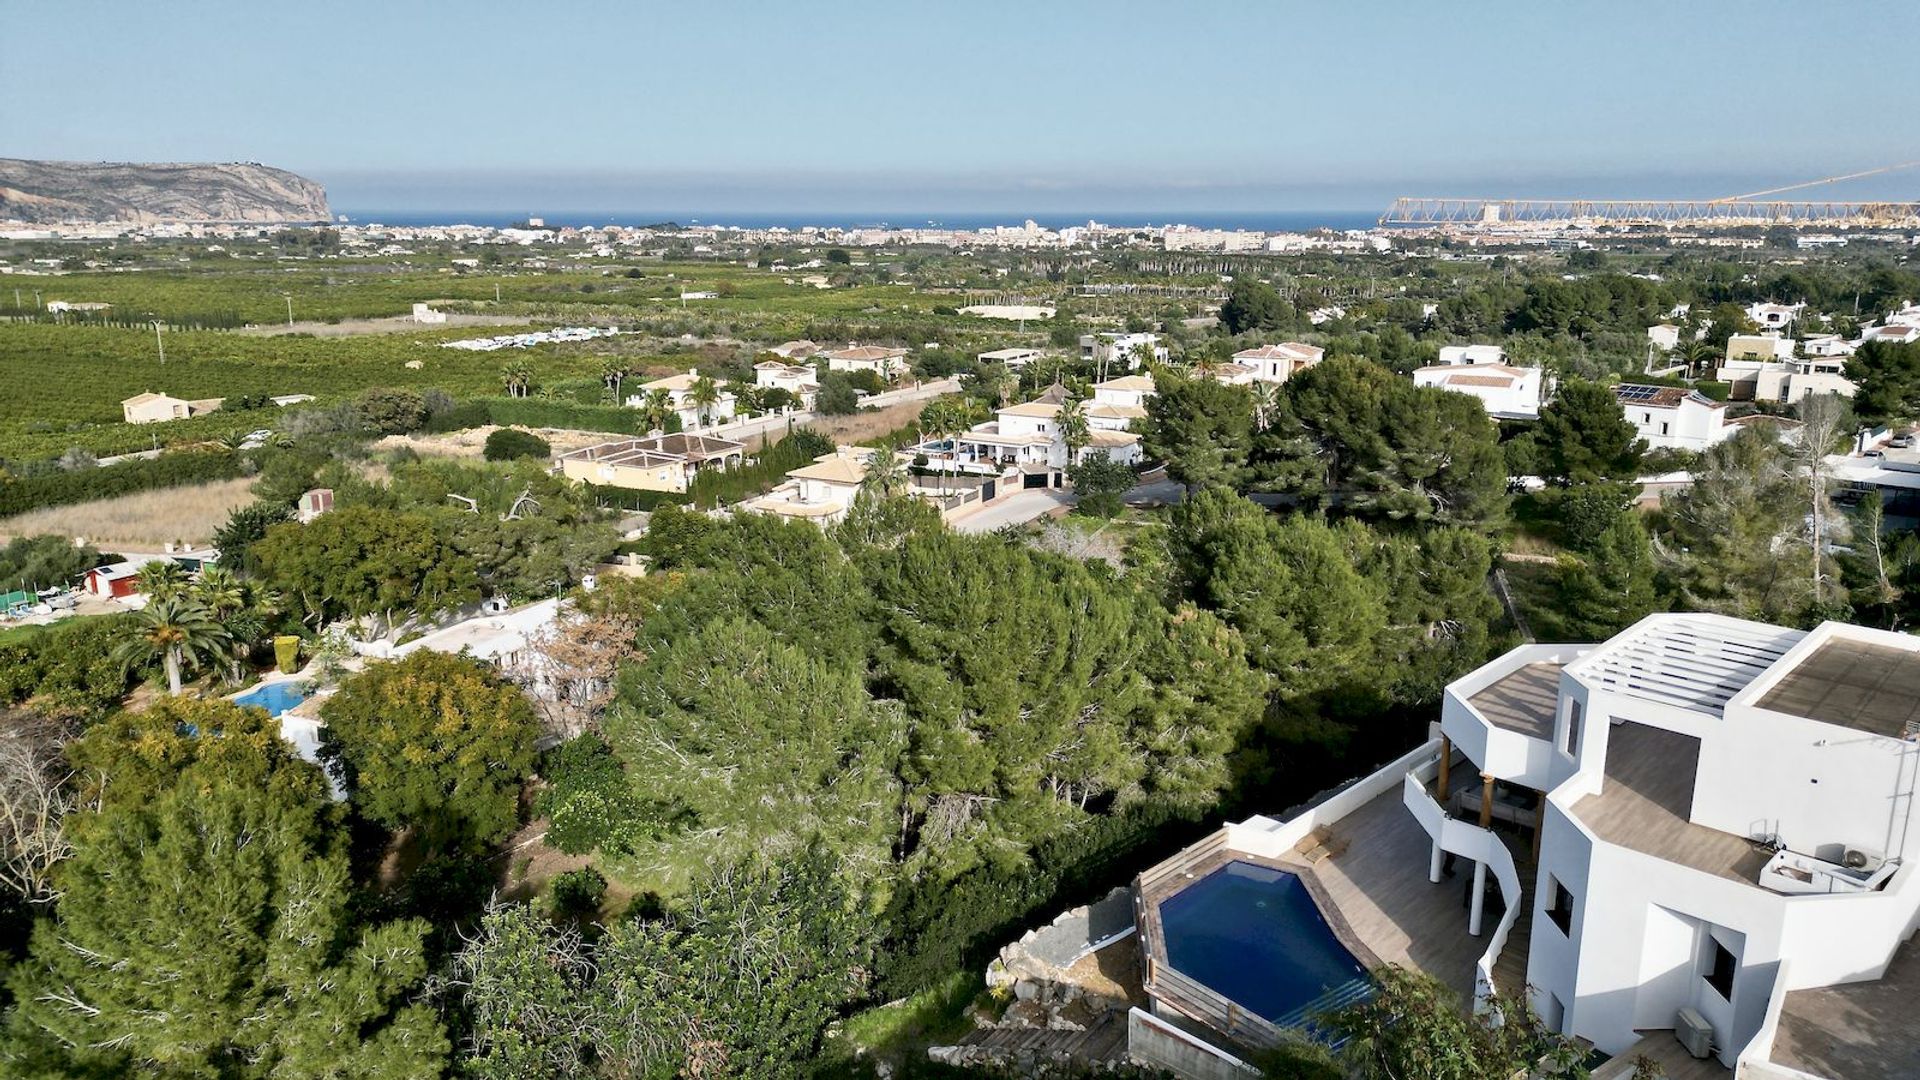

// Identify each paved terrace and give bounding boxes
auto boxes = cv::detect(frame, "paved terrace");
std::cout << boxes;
[1770,935,1920,1079]
[1468,660,1561,740]
[1570,722,1768,888]
[1756,637,1920,739]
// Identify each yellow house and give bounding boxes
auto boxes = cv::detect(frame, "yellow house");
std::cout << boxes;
[559,433,746,494]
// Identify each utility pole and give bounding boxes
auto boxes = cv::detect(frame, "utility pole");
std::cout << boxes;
[495,283,502,304]
[152,320,165,364]
[284,293,294,327]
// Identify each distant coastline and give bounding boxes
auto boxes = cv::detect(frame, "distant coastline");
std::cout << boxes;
[335,209,1383,232]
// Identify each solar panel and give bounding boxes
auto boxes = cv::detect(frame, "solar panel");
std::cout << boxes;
[1615,384,1661,402]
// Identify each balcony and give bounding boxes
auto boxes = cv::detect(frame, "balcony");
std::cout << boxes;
[1403,756,1528,1014]
[1441,644,1582,789]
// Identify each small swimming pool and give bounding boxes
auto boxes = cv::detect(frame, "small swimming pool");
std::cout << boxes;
[1156,861,1371,1027]
[232,680,310,717]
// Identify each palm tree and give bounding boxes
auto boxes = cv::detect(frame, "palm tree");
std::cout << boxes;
[688,375,722,430]
[500,360,534,398]
[600,357,630,404]
[1251,380,1280,431]
[194,566,253,682]
[1058,397,1091,465]
[859,452,911,501]
[135,560,191,602]
[113,595,231,695]
[640,389,674,433]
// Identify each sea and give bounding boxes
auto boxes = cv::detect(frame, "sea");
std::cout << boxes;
[335,210,1382,233]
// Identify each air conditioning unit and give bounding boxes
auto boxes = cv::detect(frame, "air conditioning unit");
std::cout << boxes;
[1675,1006,1714,1059]
[1844,847,1886,873]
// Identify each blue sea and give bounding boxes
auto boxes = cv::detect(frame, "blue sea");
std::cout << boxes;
[337,209,1382,233]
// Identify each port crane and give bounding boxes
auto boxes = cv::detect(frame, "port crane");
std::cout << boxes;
[1380,162,1920,228]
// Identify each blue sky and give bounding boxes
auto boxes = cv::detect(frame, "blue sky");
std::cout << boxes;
[6,1,1918,215]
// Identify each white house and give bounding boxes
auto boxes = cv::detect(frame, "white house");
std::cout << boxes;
[742,447,875,525]
[1131,613,1920,1079]
[625,369,737,431]
[1435,344,1509,367]
[978,346,1046,369]
[1227,342,1325,385]
[122,392,224,425]
[1861,324,1920,347]
[1716,355,1855,406]
[1080,332,1168,372]
[1746,301,1804,331]
[1414,363,1545,420]
[1092,374,1157,412]
[822,344,909,380]
[1613,384,1733,451]
[753,360,819,406]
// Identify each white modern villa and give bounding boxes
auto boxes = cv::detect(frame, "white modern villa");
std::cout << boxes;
[1134,613,1920,1079]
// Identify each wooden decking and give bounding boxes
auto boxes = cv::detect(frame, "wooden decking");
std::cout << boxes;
[1570,722,1768,888]
[1591,1032,1730,1080]
[1468,661,1562,740]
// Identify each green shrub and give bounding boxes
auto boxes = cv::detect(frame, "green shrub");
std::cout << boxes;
[482,427,552,462]
[549,868,608,920]
[273,636,301,674]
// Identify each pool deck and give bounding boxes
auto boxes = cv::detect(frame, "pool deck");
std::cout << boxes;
[1137,775,1514,1047]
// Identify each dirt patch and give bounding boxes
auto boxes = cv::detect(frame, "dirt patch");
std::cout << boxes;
[495,818,639,920]
[0,476,256,548]
[375,425,629,460]
[1061,939,1148,1008]
[809,399,927,444]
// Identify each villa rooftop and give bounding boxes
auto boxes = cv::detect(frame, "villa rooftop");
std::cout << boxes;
[1570,722,1768,888]
[1570,615,1805,717]
[1770,934,1920,1079]
[1468,661,1561,740]
[1755,638,1920,739]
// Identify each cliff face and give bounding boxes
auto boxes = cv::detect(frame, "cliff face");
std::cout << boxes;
[0,159,331,224]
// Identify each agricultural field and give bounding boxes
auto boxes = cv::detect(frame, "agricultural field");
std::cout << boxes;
[0,476,257,548]
[0,255,1032,462]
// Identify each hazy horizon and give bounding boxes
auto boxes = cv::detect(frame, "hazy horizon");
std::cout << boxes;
[7,1,1918,216]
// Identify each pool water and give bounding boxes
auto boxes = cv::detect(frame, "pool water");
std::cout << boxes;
[1157,861,1371,1026]
[232,681,310,717]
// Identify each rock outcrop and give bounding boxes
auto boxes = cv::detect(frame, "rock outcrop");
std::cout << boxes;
[0,159,330,224]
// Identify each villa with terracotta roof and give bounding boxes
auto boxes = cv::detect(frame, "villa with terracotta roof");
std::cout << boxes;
[623,368,738,431]
[1223,342,1325,385]
[822,343,909,379]
[122,391,225,424]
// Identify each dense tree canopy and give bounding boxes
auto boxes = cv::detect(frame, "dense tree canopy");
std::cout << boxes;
[1143,371,1255,491]
[1252,356,1509,529]
[320,650,540,851]
[256,506,482,635]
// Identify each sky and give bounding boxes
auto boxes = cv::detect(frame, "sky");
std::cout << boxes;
[6,0,1919,217]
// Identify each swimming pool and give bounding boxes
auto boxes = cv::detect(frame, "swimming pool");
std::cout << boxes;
[232,680,310,717]
[1156,861,1371,1027]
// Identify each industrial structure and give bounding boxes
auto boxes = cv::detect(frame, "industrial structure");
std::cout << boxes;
[1381,162,1920,229]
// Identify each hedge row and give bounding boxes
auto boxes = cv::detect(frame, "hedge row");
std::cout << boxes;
[0,450,247,518]
[421,397,682,438]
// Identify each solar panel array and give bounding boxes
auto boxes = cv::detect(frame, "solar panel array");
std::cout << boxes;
[1615,384,1665,402]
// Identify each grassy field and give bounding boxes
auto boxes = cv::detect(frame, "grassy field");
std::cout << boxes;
[0,476,257,548]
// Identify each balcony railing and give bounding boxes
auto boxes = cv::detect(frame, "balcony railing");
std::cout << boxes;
[1403,761,1525,1015]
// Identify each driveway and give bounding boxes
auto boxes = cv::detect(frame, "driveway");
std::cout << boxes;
[949,488,1073,533]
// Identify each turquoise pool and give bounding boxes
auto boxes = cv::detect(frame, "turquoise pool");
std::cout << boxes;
[1157,861,1372,1028]
[233,681,310,717]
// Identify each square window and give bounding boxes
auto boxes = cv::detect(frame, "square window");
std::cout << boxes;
[1545,877,1575,935]
[1706,940,1736,1000]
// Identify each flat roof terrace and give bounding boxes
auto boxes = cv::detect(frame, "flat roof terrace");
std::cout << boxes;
[1755,638,1920,739]
[1570,722,1768,888]
[1467,661,1561,740]
[1770,934,1920,1079]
